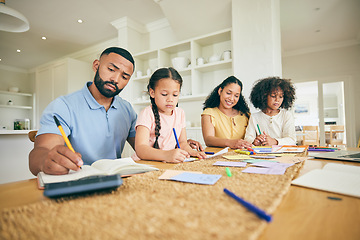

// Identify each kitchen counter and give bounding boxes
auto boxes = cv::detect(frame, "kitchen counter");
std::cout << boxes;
[0,130,36,135]
[0,130,36,184]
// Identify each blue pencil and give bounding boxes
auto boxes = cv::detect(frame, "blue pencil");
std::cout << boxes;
[224,188,272,222]
[307,148,335,152]
[173,128,180,149]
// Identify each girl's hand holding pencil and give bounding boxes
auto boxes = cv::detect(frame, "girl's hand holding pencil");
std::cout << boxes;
[188,149,207,159]
[163,149,190,163]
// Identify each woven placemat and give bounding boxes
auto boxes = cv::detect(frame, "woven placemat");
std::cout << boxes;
[0,153,304,240]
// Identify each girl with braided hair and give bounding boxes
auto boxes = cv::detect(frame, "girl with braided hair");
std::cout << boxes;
[133,67,207,163]
[244,76,296,146]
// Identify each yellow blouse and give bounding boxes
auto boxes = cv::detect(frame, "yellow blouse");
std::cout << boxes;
[201,107,249,139]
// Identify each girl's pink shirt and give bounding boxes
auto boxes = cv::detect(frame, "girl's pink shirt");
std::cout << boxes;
[132,105,186,160]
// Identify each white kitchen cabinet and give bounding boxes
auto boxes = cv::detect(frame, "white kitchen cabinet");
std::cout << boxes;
[127,28,232,131]
[129,28,232,104]
[0,132,35,184]
[35,58,92,127]
[186,127,205,147]
[0,90,35,130]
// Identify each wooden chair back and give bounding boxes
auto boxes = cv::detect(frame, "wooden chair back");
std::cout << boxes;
[327,125,345,147]
[302,126,319,146]
[28,130,38,142]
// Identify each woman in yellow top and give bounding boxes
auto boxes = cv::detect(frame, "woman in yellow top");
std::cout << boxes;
[201,76,252,149]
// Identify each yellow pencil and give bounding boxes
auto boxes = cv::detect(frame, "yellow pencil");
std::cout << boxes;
[53,115,81,168]
[53,115,75,152]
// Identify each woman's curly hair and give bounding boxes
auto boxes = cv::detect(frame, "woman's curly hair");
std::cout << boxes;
[250,76,296,110]
[203,76,250,119]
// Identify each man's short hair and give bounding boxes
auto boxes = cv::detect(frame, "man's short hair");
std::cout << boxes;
[100,47,135,70]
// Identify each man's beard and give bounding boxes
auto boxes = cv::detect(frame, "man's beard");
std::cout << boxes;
[94,68,123,98]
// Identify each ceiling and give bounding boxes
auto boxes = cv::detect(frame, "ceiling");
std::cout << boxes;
[0,0,359,70]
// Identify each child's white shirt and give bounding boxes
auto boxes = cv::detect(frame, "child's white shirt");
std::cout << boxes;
[244,109,296,145]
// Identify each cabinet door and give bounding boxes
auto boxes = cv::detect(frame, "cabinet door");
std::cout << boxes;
[36,67,53,122]
[67,59,92,94]
[35,59,92,127]
[53,62,68,99]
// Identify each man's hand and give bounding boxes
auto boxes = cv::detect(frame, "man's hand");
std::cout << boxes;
[42,145,83,175]
[29,133,83,176]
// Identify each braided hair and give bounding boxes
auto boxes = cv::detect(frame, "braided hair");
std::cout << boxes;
[203,76,250,119]
[147,67,183,149]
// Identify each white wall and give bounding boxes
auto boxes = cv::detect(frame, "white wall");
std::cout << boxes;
[282,44,360,147]
[0,67,32,92]
[294,81,319,126]
[232,0,282,106]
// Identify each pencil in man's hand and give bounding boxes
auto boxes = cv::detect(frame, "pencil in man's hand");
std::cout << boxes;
[53,115,82,168]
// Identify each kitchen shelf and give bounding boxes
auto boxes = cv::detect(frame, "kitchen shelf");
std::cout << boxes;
[0,129,35,135]
[0,90,33,97]
[193,59,232,72]
[0,105,33,109]
[131,93,208,106]
[0,89,35,130]
[179,94,208,102]
[128,28,232,127]
[130,28,232,104]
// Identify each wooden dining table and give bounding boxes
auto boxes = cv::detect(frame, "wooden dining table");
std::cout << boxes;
[0,147,359,240]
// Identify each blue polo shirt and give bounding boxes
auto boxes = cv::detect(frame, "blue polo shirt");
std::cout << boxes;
[37,82,137,165]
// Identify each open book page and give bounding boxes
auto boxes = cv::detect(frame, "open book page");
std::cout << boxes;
[212,147,229,157]
[291,163,360,198]
[38,165,106,186]
[38,157,158,187]
[91,157,158,175]
[323,163,360,175]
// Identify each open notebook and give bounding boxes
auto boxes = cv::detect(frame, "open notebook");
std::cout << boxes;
[291,163,360,198]
[37,157,158,188]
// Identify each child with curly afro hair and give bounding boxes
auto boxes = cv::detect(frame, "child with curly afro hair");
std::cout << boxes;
[244,76,296,146]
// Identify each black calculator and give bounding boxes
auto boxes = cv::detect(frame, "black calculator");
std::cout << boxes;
[44,174,123,198]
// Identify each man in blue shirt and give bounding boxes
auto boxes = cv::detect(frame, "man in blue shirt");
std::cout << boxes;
[29,47,137,175]
[29,47,204,176]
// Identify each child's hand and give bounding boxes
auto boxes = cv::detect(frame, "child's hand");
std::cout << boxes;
[227,139,253,149]
[164,149,190,163]
[189,149,207,159]
[253,135,265,146]
[261,132,278,146]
